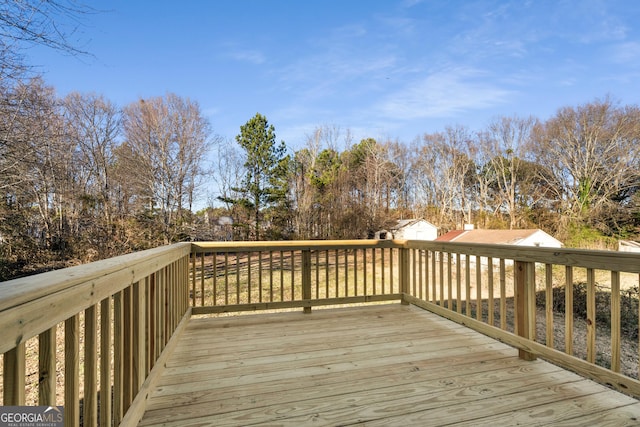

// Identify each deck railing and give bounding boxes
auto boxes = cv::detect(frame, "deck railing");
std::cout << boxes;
[189,240,402,314]
[0,243,191,426]
[1,239,640,426]
[400,240,640,397]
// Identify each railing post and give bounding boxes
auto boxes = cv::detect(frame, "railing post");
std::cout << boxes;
[302,249,312,313]
[399,247,410,305]
[515,261,537,361]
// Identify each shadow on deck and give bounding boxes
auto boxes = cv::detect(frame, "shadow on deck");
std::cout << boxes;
[138,304,640,426]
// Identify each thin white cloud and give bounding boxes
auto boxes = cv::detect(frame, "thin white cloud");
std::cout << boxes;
[217,40,267,65]
[329,23,367,39]
[376,67,512,120]
[557,77,577,87]
[202,106,221,118]
[276,46,397,102]
[229,49,266,65]
[610,41,640,64]
[401,0,424,8]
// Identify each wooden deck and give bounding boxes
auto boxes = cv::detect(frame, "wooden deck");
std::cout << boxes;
[138,303,640,426]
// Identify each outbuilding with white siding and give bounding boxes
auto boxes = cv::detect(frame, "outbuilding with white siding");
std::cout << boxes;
[377,219,439,241]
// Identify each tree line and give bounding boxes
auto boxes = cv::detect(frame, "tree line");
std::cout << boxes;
[1,77,639,280]
[1,1,638,282]
[217,98,639,246]
[0,78,213,278]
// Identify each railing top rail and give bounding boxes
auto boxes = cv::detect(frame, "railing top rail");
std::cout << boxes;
[0,242,191,354]
[192,239,640,273]
[405,240,640,273]
[0,242,191,313]
[191,239,402,252]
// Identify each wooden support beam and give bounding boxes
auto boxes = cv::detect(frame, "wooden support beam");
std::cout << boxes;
[399,248,410,305]
[515,261,536,361]
[302,250,312,313]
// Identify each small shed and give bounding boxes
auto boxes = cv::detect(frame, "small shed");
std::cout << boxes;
[619,240,640,253]
[378,219,438,241]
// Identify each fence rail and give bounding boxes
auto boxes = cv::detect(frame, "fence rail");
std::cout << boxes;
[1,239,640,426]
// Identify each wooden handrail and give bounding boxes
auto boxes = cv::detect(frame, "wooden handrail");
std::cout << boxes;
[0,243,192,313]
[191,239,402,252]
[408,240,640,272]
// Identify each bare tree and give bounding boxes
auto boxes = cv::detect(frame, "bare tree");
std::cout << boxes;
[533,97,640,233]
[482,115,538,229]
[386,139,413,218]
[414,125,475,229]
[0,78,74,251]
[121,93,212,244]
[62,91,123,254]
[354,138,396,235]
[291,147,316,239]
[0,0,94,80]
[211,137,244,211]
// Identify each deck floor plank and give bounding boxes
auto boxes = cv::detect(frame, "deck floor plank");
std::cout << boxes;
[158,334,504,387]
[144,348,518,411]
[452,390,640,426]
[170,326,486,368]
[138,303,640,426]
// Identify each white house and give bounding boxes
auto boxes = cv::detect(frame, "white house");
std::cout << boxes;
[378,219,438,241]
[434,228,563,269]
[435,228,562,248]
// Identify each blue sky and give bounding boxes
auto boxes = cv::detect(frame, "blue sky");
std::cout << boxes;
[28,0,640,149]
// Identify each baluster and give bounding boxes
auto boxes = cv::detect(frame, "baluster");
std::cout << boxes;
[488,258,494,326]
[100,298,112,427]
[586,268,596,363]
[456,253,462,313]
[3,343,25,405]
[476,256,482,321]
[65,315,79,426]
[302,249,312,313]
[38,326,56,405]
[84,305,98,427]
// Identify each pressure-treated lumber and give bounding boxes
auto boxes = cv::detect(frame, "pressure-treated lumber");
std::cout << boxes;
[138,304,640,427]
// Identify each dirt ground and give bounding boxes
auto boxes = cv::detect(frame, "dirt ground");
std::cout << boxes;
[470,296,639,380]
